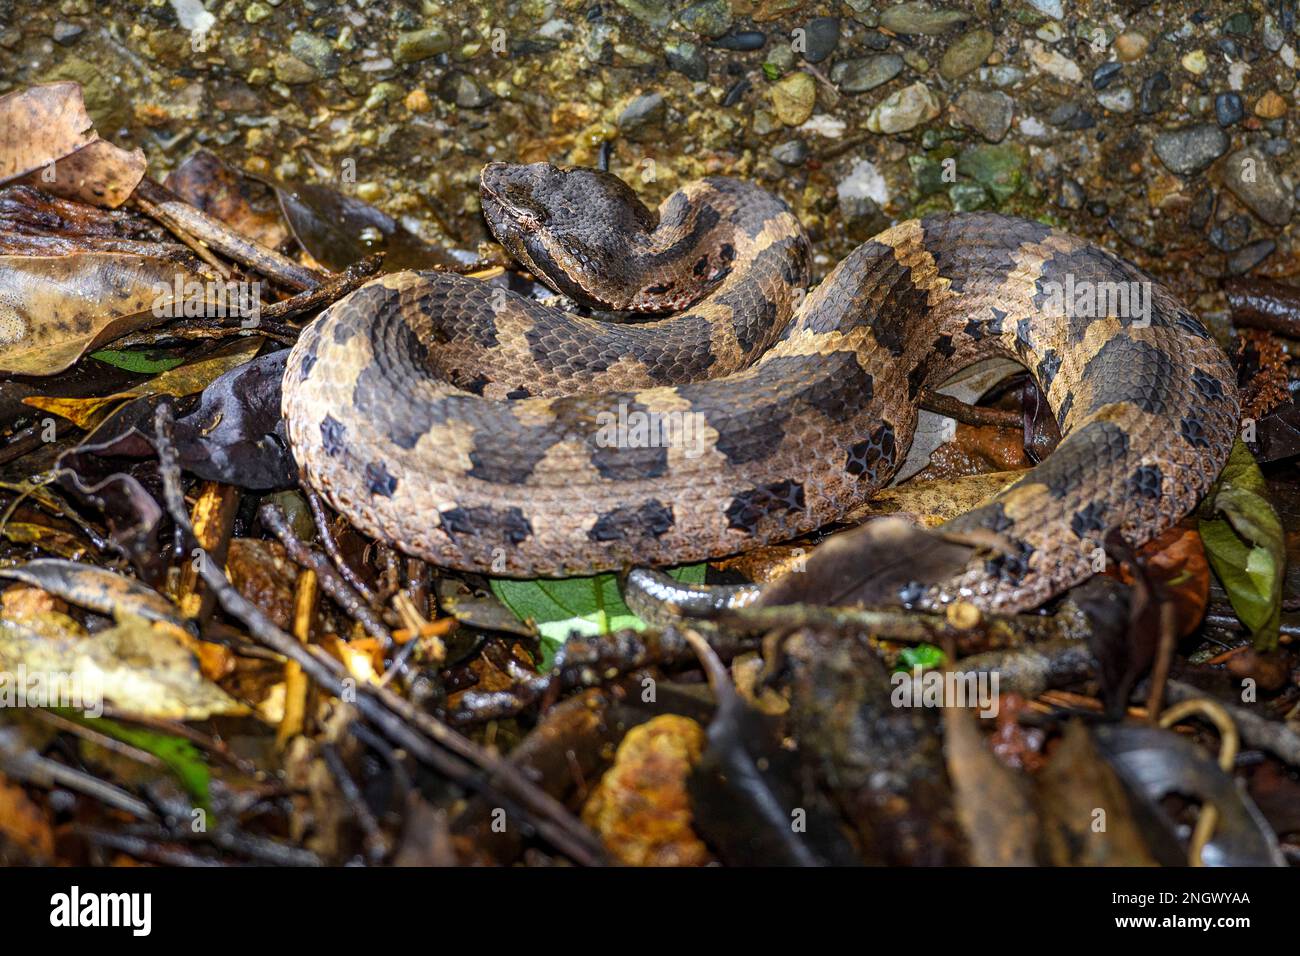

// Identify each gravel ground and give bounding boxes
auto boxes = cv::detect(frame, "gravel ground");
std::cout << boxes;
[1,0,1297,330]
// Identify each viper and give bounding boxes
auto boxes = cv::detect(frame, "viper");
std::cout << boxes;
[281,162,1239,613]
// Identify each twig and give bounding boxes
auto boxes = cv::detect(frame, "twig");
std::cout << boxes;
[321,742,389,864]
[918,388,1022,429]
[152,405,605,865]
[305,486,378,604]
[260,254,383,322]
[133,177,321,291]
[260,502,393,649]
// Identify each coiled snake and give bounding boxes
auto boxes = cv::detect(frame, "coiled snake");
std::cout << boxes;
[281,162,1239,613]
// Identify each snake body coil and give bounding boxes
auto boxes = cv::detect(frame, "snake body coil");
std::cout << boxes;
[282,162,1239,613]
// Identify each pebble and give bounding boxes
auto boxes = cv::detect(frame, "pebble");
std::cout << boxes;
[1153,124,1228,175]
[1057,178,1085,210]
[1229,240,1276,275]
[952,88,1014,142]
[1091,61,1122,90]
[978,65,1026,87]
[1048,101,1095,130]
[801,17,840,63]
[1114,31,1149,62]
[770,71,816,126]
[949,182,989,211]
[1263,14,1285,53]
[866,81,941,133]
[1140,71,1171,114]
[404,88,431,113]
[52,22,83,45]
[615,0,672,29]
[617,92,667,135]
[290,32,339,78]
[1222,12,1253,36]
[957,144,1023,202]
[1181,50,1208,75]
[664,40,709,81]
[676,0,733,39]
[439,72,493,109]
[1221,147,1295,226]
[1024,0,1064,17]
[878,2,969,36]
[831,54,904,93]
[1255,91,1288,119]
[939,29,994,81]
[394,26,451,64]
[1096,87,1134,113]
[1215,92,1244,126]
[1209,215,1252,252]
[272,53,317,85]
[710,29,766,51]
[1026,40,1082,83]
[771,139,808,165]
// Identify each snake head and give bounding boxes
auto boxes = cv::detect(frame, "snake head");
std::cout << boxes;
[480,162,658,310]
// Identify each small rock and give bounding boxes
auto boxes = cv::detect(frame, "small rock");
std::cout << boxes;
[867,81,941,133]
[1114,31,1149,62]
[438,72,493,109]
[1096,87,1134,113]
[1215,92,1244,126]
[1057,178,1085,210]
[1263,14,1285,53]
[710,29,765,51]
[1026,40,1081,83]
[831,54,904,93]
[979,65,1026,87]
[1024,0,1064,17]
[615,0,672,29]
[1228,239,1276,275]
[394,26,451,64]
[878,2,968,36]
[1153,124,1229,175]
[801,17,840,63]
[664,40,709,80]
[1047,101,1095,130]
[1223,12,1253,36]
[949,182,990,211]
[1255,90,1288,119]
[1209,215,1252,252]
[676,0,733,39]
[1140,71,1171,114]
[290,32,339,77]
[1091,61,1122,90]
[952,88,1014,142]
[770,72,816,126]
[771,139,808,165]
[272,53,317,85]
[617,92,667,136]
[1181,49,1208,74]
[939,29,994,81]
[404,88,432,113]
[1221,147,1295,226]
[957,144,1023,202]
[244,3,272,24]
[52,22,83,45]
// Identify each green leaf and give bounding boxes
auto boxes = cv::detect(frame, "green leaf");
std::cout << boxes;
[896,643,947,672]
[762,62,781,81]
[53,708,211,814]
[90,348,184,374]
[1198,439,1284,649]
[490,564,707,667]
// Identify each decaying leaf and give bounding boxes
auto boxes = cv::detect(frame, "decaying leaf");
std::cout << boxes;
[0,252,212,375]
[23,336,264,430]
[0,559,190,634]
[166,149,289,252]
[943,706,1038,865]
[0,82,146,208]
[1198,440,1285,649]
[0,609,243,720]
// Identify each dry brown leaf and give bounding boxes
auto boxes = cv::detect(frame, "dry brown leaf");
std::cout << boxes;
[0,773,55,862]
[0,252,212,375]
[0,83,146,208]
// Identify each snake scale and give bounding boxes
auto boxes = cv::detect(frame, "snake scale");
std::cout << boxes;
[281,162,1240,613]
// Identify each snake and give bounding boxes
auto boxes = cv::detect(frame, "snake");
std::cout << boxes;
[281,162,1240,614]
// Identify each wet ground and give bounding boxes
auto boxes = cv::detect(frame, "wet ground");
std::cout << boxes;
[2,0,1297,333]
